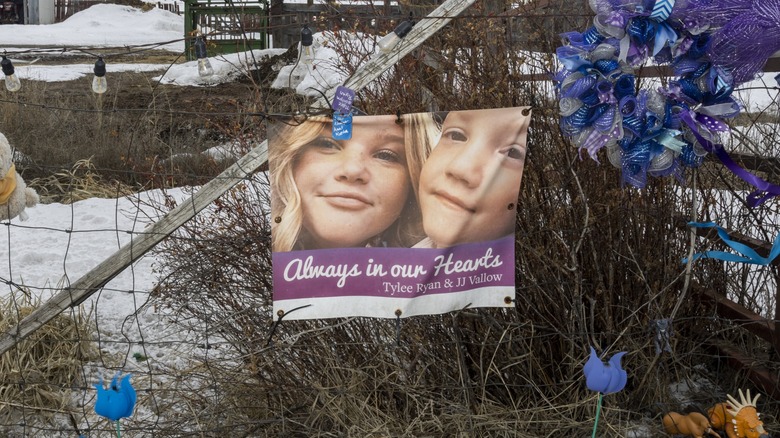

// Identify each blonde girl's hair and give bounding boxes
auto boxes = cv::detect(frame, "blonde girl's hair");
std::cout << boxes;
[269,113,440,251]
[395,112,440,246]
[269,116,328,252]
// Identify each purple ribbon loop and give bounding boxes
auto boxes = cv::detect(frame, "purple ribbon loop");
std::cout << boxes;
[581,123,621,161]
[596,80,614,103]
[614,75,635,99]
[680,110,780,207]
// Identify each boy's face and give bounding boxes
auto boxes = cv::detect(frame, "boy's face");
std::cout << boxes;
[419,108,529,247]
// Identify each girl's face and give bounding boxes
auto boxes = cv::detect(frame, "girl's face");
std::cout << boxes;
[293,118,410,249]
[419,108,529,247]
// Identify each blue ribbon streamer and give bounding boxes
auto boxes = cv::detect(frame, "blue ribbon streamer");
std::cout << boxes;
[682,222,780,265]
[653,22,677,56]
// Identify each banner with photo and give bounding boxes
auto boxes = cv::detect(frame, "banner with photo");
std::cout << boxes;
[269,107,531,320]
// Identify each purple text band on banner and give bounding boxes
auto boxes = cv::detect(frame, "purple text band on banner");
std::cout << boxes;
[273,235,515,300]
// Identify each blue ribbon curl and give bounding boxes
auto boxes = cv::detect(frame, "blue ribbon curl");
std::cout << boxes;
[682,222,780,265]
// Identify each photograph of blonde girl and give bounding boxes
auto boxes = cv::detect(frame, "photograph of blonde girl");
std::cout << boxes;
[415,107,531,248]
[269,113,437,252]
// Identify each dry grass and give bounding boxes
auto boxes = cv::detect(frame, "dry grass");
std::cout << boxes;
[0,68,258,197]
[0,289,98,424]
[27,157,135,204]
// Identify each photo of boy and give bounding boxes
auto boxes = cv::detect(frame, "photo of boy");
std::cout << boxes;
[415,107,531,248]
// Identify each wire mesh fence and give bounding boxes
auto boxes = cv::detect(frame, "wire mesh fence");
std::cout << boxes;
[2,0,780,436]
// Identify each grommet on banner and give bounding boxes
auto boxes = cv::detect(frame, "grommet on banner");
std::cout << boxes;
[504,296,514,305]
[394,309,402,347]
[507,203,515,210]
[265,304,311,347]
[521,107,532,116]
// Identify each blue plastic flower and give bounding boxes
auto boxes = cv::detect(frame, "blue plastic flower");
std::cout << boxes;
[94,373,136,421]
[583,346,627,394]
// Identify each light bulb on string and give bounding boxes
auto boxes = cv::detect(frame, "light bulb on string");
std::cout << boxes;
[194,36,214,78]
[1,56,21,92]
[299,23,314,65]
[92,56,107,94]
[377,17,414,53]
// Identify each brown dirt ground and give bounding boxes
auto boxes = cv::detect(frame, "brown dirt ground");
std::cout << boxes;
[20,47,300,124]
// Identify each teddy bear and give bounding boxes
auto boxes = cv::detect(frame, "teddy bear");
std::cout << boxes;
[0,132,38,221]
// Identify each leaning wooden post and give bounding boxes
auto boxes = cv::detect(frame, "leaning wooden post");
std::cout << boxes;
[0,0,476,356]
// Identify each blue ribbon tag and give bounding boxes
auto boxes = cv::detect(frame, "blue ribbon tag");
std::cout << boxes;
[682,221,780,265]
[332,86,356,114]
[332,112,353,140]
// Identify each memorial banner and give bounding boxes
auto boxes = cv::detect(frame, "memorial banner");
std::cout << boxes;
[269,107,531,320]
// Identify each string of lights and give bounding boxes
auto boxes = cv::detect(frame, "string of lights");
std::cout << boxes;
[0,8,589,57]
[0,5,578,77]
[0,10,425,102]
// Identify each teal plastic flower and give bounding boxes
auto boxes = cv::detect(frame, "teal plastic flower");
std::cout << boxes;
[94,373,136,421]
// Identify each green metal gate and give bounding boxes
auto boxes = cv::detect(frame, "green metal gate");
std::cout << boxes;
[184,0,268,60]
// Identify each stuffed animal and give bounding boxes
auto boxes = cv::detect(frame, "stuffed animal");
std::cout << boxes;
[0,132,38,221]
